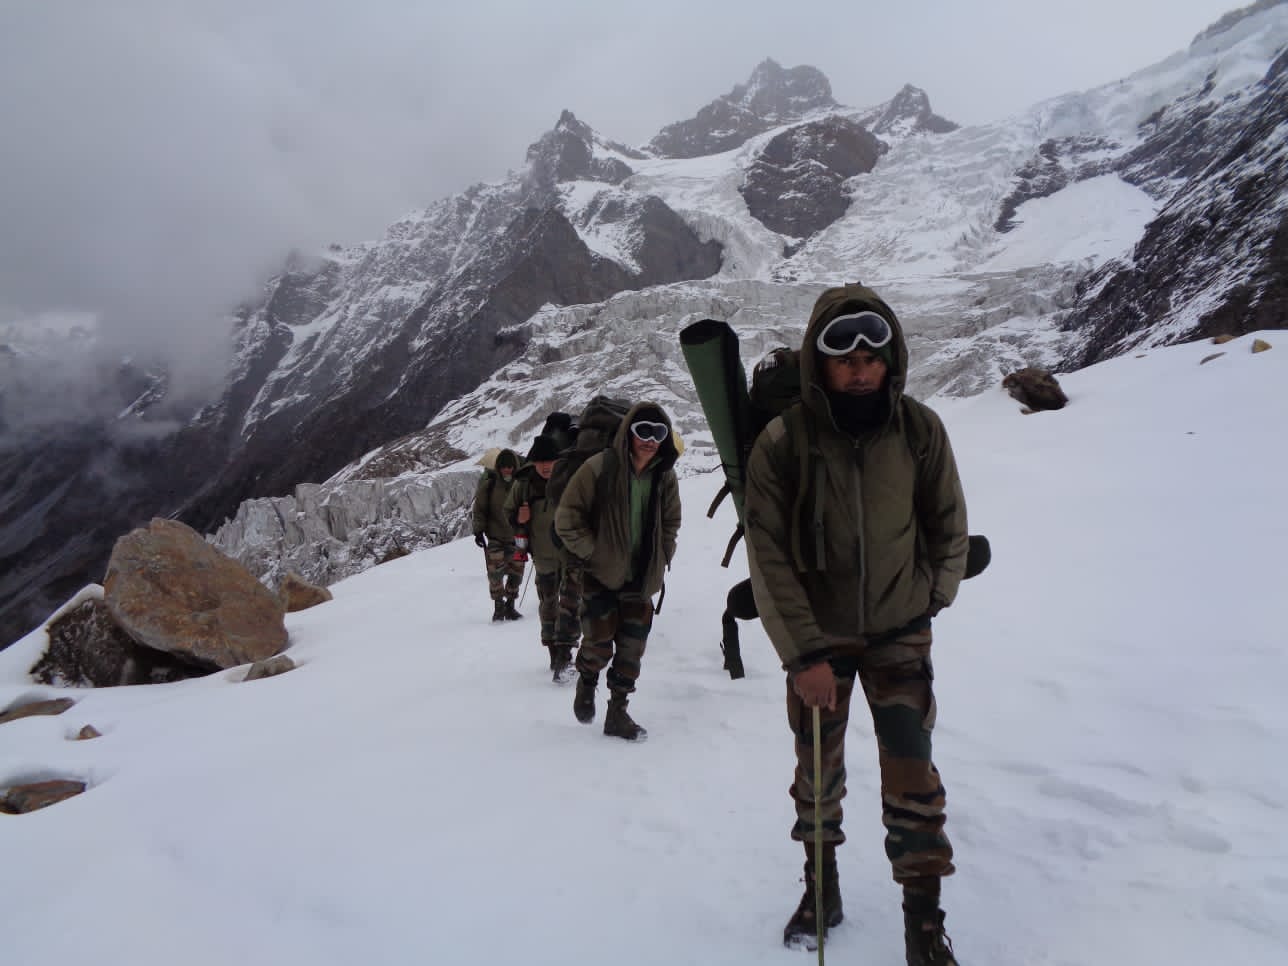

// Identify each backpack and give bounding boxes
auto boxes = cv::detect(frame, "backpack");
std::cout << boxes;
[543,395,631,544]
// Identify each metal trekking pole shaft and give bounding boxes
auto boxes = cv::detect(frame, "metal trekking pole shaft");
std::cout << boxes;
[518,563,534,606]
[813,704,825,965]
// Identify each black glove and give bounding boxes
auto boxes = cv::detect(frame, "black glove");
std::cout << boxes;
[474,532,487,548]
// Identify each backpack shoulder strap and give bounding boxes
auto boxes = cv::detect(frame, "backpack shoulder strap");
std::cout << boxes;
[591,446,617,529]
[783,402,826,573]
[900,396,932,499]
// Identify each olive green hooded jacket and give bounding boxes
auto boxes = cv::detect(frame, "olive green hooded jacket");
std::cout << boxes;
[504,466,560,575]
[554,402,681,597]
[472,449,519,543]
[744,285,968,670]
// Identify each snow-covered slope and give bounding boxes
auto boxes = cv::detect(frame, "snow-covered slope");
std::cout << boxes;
[4,332,1285,965]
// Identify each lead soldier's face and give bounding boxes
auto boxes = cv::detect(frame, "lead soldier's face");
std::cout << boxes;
[822,350,887,396]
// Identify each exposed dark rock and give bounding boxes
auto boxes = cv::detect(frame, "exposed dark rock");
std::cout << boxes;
[1061,47,1288,366]
[0,779,86,814]
[631,197,725,283]
[29,596,202,687]
[0,697,75,725]
[649,59,837,158]
[995,137,1118,232]
[1002,368,1069,411]
[76,724,102,739]
[740,117,885,238]
[526,111,636,188]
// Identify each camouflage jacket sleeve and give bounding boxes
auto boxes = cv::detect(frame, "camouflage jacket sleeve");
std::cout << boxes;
[659,468,681,565]
[744,421,829,670]
[553,455,599,563]
[916,407,969,609]
[471,473,490,534]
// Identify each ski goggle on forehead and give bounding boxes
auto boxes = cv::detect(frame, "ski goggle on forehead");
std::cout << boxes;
[630,421,669,443]
[816,310,893,356]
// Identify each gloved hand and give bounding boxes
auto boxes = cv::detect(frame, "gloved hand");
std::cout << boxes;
[473,532,487,548]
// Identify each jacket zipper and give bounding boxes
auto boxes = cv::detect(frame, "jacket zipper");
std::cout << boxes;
[853,437,866,638]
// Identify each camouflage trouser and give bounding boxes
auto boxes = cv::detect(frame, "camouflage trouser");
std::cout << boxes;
[573,575,654,694]
[483,544,524,601]
[554,558,584,646]
[533,569,560,646]
[787,623,954,883]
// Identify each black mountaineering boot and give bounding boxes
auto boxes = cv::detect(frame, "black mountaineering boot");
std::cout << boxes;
[573,671,597,723]
[783,844,843,950]
[603,692,646,741]
[903,880,957,965]
[503,598,522,620]
[492,599,505,622]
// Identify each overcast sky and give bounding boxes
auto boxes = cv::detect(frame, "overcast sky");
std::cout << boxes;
[0,0,1249,389]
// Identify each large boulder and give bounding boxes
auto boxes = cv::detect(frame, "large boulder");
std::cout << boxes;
[104,519,288,669]
[1002,367,1069,412]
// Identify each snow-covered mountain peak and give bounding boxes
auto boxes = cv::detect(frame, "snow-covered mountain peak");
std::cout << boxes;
[734,57,836,119]
[866,83,959,137]
[646,58,840,159]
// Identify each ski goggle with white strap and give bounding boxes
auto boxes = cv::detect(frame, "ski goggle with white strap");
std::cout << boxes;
[629,421,669,443]
[815,310,893,356]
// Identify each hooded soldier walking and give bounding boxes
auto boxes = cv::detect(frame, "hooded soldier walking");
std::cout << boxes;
[504,434,577,679]
[744,284,968,963]
[472,447,525,622]
[554,402,681,741]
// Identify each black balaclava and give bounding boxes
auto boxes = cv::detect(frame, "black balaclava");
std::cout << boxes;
[824,386,890,437]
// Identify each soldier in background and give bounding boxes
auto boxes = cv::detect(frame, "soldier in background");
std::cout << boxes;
[472,448,524,622]
[505,435,575,680]
[555,403,681,741]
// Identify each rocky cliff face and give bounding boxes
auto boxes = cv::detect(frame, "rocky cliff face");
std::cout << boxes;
[740,117,886,242]
[1060,43,1288,365]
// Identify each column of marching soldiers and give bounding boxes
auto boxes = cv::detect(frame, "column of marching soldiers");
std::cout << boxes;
[465,285,976,964]
[470,397,676,743]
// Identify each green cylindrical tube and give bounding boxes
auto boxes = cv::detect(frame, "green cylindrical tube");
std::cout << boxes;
[680,319,753,524]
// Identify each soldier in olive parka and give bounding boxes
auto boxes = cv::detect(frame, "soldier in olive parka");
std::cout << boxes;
[504,435,577,680]
[744,284,968,963]
[472,448,525,622]
[554,402,681,741]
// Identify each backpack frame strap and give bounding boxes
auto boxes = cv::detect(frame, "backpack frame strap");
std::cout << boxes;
[785,403,825,573]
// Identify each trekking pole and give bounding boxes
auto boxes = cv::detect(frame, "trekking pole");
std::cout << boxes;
[518,564,534,606]
[813,705,825,965]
